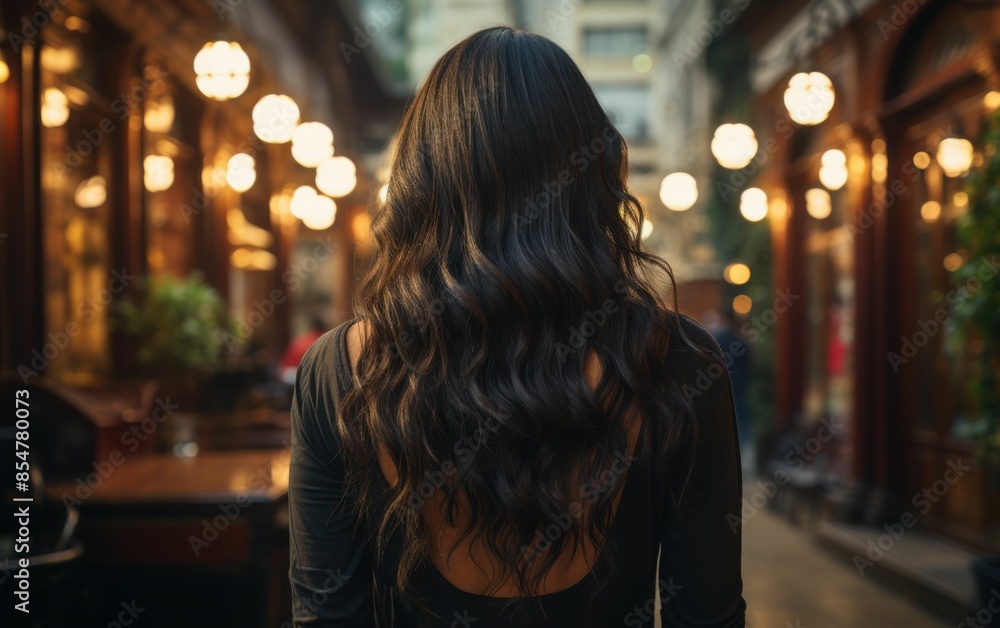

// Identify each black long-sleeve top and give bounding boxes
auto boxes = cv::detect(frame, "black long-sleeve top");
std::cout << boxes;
[288,316,746,627]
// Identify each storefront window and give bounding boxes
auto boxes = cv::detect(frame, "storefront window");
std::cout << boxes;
[911,136,980,438]
[40,19,117,385]
[802,170,854,424]
[143,60,199,278]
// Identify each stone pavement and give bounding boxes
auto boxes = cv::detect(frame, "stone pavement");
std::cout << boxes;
[741,493,948,628]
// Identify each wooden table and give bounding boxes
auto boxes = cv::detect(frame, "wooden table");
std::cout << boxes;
[46,449,292,627]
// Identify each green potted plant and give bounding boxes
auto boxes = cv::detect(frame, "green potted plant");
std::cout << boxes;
[953,107,1000,621]
[117,273,238,409]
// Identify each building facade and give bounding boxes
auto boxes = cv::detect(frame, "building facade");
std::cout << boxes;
[0,0,401,386]
[711,0,1000,545]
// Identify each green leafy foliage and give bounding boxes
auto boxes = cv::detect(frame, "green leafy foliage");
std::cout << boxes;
[953,109,1000,474]
[117,273,237,376]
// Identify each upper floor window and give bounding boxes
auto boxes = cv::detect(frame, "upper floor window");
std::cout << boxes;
[582,26,647,58]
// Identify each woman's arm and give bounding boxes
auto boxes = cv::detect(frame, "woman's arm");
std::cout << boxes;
[659,328,746,627]
[288,335,374,626]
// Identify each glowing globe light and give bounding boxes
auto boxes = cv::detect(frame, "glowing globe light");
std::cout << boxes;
[74,176,107,208]
[818,149,848,191]
[144,96,175,133]
[352,212,373,244]
[936,137,974,178]
[41,87,70,127]
[871,153,888,184]
[290,185,319,219]
[920,201,941,222]
[194,41,250,101]
[291,122,334,168]
[732,294,752,315]
[0,54,9,84]
[985,91,1000,112]
[303,195,337,230]
[784,72,835,126]
[315,156,357,198]
[252,94,300,144]
[632,53,652,73]
[711,123,758,169]
[913,151,931,170]
[724,262,751,285]
[659,173,698,211]
[226,153,256,192]
[144,155,174,192]
[805,187,832,219]
[739,187,768,222]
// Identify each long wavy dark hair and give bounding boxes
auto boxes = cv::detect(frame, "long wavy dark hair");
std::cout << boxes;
[340,26,700,608]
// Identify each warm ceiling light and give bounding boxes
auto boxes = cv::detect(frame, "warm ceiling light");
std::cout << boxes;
[641,219,653,240]
[739,187,768,222]
[819,149,848,190]
[303,195,337,230]
[871,153,888,183]
[936,137,974,178]
[194,41,250,101]
[315,156,357,197]
[252,94,300,144]
[144,96,175,134]
[659,172,698,211]
[724,262,751,285]
[74,176,107,208]
[805,187,832,219]
[227,153,256,192]
[732,294,752,315]
[943,252,963,272]
[291,122,334,167]
[144,155,175,192]
[985,91,1000,112]
[784,71,835,126]
[290,185,319,219]
[920,200,941,222]
[41,47,79,74]
[352,212,373,244]
[41,87,70,127]
[631,53,652,73]
[711,123,758,169]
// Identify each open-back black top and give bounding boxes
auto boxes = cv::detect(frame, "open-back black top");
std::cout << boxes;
[288,316,746,627]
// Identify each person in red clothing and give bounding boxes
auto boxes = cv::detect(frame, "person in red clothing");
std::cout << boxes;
[280,317,328,384]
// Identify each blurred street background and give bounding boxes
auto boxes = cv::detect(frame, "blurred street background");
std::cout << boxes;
[2,0,1000,626]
